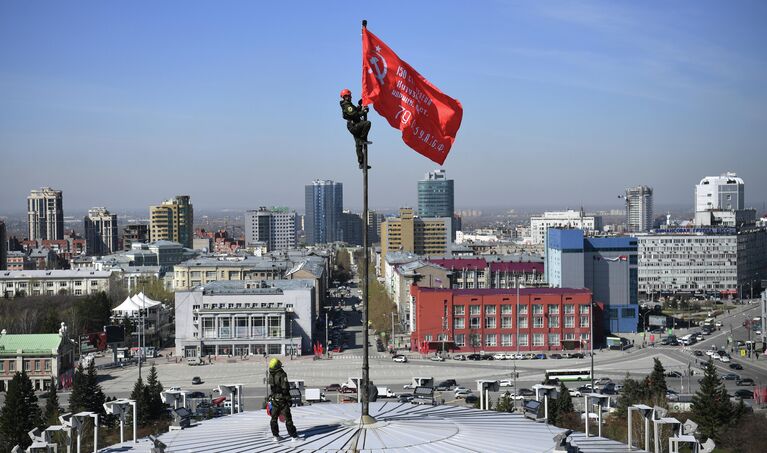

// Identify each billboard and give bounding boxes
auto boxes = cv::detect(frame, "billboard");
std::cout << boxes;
[80,332,107,353]
[648,315,667,327]
[104,325,125,344]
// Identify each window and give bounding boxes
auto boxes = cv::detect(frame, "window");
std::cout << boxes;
[75,289,82,295]
[533,316,544,328]
[268,317,281,337]
[501,304,512,314]
[533,333,544,346]
[9,361,15,371]
[470,317,480,328]
[485,317,496,329]
[564,304,575,314]
[517,315,528,329]
[469,305,481,315]
[564,316,575,328]
[501,333,512,347]
[580,333,590,341]
[564,333,575,341]
[453,305,465,316]
[485,334,497,347]
[218,318,231,338]
[547,304,559,315]
[532,304,543,314]
[548,316,559,328]
[548,333,560,346]
[579,305,590,315]
[24,361,30,371]
[34,360,40,372]
[518,305,528,314]
[454,317,465,329]
[455,334,465,347]
[517,334,528,346]
[580,316,589,327]
[485,305,496,315]
[501,316,512,328]
[470,333,481,347]
[622,308,635,317]
[425,335,432,342]
[0,361,3,372]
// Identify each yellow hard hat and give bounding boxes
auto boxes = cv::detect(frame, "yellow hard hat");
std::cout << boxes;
[269,358,282,370]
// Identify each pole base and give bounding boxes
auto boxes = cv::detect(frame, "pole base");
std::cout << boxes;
[359,414,378,426]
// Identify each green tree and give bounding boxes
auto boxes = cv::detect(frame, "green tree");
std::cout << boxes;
[69,364,87,413]
[44,380,62,425]
[691,359,734,442]
[556,382,574,416]
[130,376,149,425]
[0,371,42,451]
[144,365,166,421]
[495,391,513,413]
[84,360,106,416]
[645,358,667,406]
[616,374,647,417]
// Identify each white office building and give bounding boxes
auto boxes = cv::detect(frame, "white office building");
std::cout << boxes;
[0,270,112,298]
[174,279,315,357]
[529,210,602,245]
[695,172,744,212]
[244,207,297,251]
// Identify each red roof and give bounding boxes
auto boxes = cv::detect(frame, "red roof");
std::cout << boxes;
[413,286,591,296]
[428,258,487,270]
[489,262,544,273]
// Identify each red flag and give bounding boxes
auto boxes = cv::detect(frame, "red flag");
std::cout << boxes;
[362,27,463,165]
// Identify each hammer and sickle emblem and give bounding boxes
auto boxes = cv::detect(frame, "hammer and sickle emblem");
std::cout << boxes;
[368,52,388,85]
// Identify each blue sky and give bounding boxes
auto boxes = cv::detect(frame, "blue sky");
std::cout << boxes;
[1,1,766,213]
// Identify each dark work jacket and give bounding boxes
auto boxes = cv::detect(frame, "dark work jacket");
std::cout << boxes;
[268,367,290,401]
[340,99,366,123]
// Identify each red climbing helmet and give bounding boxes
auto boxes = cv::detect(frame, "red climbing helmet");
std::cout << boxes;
[340,88,351,98]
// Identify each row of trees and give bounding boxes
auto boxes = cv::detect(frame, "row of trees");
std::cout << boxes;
[0,361,169,451]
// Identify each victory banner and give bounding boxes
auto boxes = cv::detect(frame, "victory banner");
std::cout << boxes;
[361,27,463,165]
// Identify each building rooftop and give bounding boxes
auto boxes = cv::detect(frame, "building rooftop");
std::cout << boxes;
[0,270,112,279]
[97,402,574,453]
[198,279,315,295]
[0,333,65,356]
[429,258,487,270]
[178,256,293,269]
[415,286,591,296]
[489,261,544,273]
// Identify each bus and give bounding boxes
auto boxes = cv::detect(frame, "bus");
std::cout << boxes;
[545,369,591,382]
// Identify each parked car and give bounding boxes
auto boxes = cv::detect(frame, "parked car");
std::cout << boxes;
[393,355,408,363]
[666,390,679,401]
[325,383,342,392]
[734,389,753,399]
[723,373,740,381]
[729,363,743,370]
[665,371,682,378]
[464,394,479,404]
[693,350,704,357]
[600,383,617,395]
[719,355,731,363]
[480,354,494,361]
[430,355,445,362]
[435,380,457,391]
[499,379,513,387]
[453,386,470,394]
[493,353,507,360]
[398,393,414,403]
[192,376,202,385]
[569,389,582,397]
[454,388,473,399]
[577,385,592,393]
[187,391,206,399]
[569,353,585,359]
[549,353,563,359]
[737,378,755,386]
[453,354,467,361]
[534,353,547,360]
[518,388,535,397]
[466,354,482,361]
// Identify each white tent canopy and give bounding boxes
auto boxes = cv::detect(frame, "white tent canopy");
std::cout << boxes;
[112,292,162,317]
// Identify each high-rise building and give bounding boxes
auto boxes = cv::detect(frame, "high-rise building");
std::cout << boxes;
[0,221,7,270]
[150,195,194,248]
[122,224,149,250]
[339,211,363,246]
[380,208,451,260]
[304,180,343,245]
[245,207,297,251]
[27,187,64,241]
[695,172,744,212]
[624,185,653,232]
[84,207,118,256]
[367,210,384,243]
[417,169,454,218]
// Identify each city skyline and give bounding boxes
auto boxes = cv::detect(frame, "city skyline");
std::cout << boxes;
[2,2,767,212]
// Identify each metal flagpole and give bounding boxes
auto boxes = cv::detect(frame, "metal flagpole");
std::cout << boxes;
[360,19,372,422]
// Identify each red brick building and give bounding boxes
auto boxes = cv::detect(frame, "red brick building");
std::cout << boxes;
[410,285,604,353]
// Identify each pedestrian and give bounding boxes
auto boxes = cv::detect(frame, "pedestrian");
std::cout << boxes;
[267,358,299,442]
[339,88,372,169]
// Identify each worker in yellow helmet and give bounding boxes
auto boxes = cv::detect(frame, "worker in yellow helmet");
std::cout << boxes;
[267,358,299,442]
